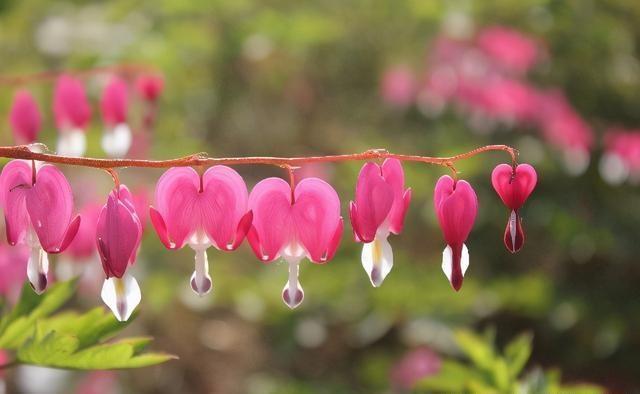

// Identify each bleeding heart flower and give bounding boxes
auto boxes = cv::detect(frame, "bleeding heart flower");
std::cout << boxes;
[100,76,132,158]
[150,166,252,296]
[349,159,411,287]
[247,177,343,309]
[96,185,143,321]
[135,74,164,102]
[9,90,41,144]
[434,175,478,291]
[0,160,81,294]
[53,75,91,157]
[491,163,537,253]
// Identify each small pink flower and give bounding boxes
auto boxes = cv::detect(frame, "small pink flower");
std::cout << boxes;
[150,166,252,296]
[0,160,81,294]
[434,175,478,291]
[135,74,164,102]
[96,185,142,321]
[349,159,411,287]
[53,75,91,157]
[390,347,442,391]
[601,129,640,184]
[477,26,539,74]
[9,90,41,144]
[491,164,537,253]
[380,65,416,109]
[100,76,132,158]
[247,177,343,308]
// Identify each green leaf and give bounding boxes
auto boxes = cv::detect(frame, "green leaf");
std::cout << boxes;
[0,279,77,348]
[416,360,485,392]
[454,329,497,371]
[504,332,533,378]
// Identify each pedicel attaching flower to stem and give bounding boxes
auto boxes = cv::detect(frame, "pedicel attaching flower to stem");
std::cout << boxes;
[150,166,252,296]
[349,159,411,287]
[247,177,343,309]
[96,185,143,321]
[0,160,81,293]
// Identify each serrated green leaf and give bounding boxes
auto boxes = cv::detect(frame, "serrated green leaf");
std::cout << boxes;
[504,332,533,378]
[0,279,77,348]
[454,329,497,372]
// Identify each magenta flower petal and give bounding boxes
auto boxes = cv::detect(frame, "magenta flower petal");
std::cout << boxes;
[96,186,142,278]
[351,162,394,242]
[25,165,76,253]
[135,74,164,102]
[247,177,292,261]
[149,207,174,249]
[0,161,32,245]
[292,178,342,263]
[325,218,344,262]
[57,215,81,254]
[100,76,129,126]
[381,158,411,235]
[53,74,91,130]
[201,165,249,250]
[491,163,537,210]
[9,90,41,144]
[153,167,201,249]
[229,210,253,251]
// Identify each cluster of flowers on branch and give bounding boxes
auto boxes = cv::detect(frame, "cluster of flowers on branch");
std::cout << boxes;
[0,145,536,320]
[6,66,163,159]
[381,25,640,184]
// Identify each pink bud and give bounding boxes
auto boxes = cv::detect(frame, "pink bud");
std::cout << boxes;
[434,175,478,291]
[135,73,164,102]
[491,164,537,253]
[9,90,42,144]
[100,76,129,126]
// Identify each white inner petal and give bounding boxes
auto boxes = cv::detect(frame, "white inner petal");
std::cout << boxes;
[190,247,212,297]
[441,243,470,284]
[509,210,518,248]
[101,273,141,322]
[27,246,49,294]
[56,128,86,157]
[101,123,132,159]
[361,235,393,287]
[282,256,304,309]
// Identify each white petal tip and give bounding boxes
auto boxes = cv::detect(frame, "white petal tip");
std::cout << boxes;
[29,274,48,295]
[57,129,86,157]
[361,237,394,288]
[282,282,304,309]
[101,124,132,158]
[190,271,212,297]
[441,244,470,290]
[101,274,141,322]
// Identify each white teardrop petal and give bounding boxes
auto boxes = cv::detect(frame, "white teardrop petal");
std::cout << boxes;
[27,247,49,295]
[461,243,470,277]
[101,273,141,322]
[190,248,212,296]
[361,236,394,287]
[56,129,86,157]
[101,123,132,158]
[282,259,304,309]
[441,245,453,283]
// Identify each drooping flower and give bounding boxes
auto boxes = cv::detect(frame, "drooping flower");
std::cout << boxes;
[100,76,131,158]
[349,159,411,287]
[96,185,142,321]
[0,160,81,293]
[150,166,252,296]
[491,164,537,253]
[135,74,164,102]
[53,75,91,157]
[9,90,42,144]
[247,177,343,309]
[433,175,478,291]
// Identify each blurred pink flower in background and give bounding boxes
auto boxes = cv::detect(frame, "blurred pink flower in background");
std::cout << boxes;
[9,90,42,144]
[75,371,118,394]
[380,65,416,109]
[135,73,164,103]
[474,78,539,124]
[390,347,442,391]
[0,242,29,303]
[600,129,640,185]
[476,26,539,74]
[53,75,91,157]
[64,203,101,262]
[100,76,132,158]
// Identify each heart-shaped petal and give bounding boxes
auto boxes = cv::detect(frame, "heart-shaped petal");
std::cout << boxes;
[491,163,537,210]
[434,176,478,247]
[0,160,32,245]
[351,162,394,242]
[381,159,411,235]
